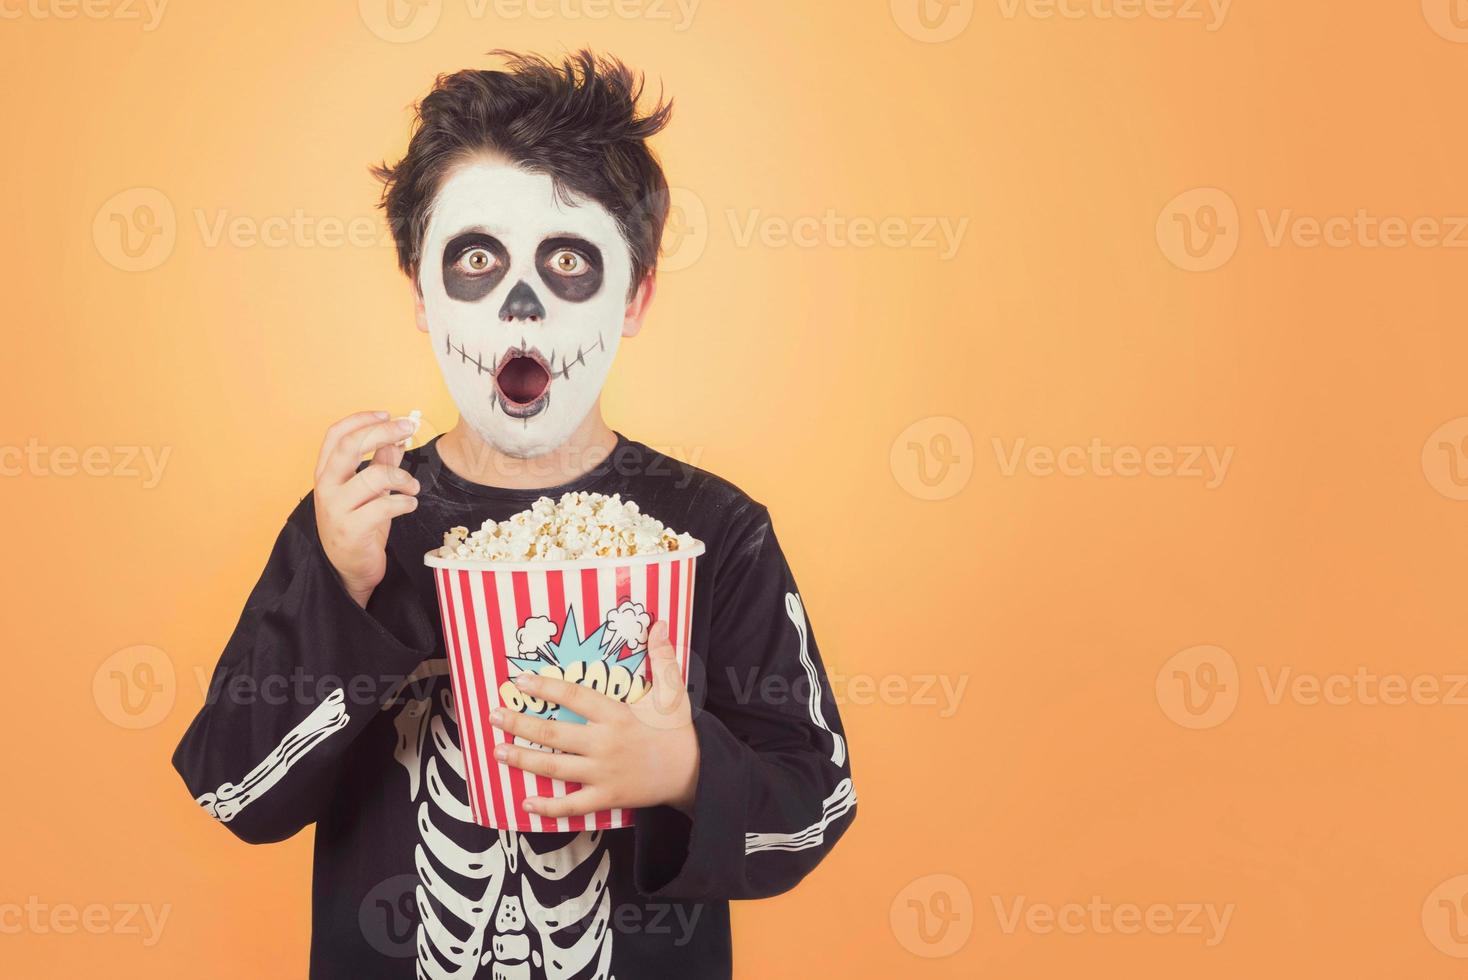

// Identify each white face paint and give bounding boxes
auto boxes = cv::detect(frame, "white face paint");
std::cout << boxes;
[419,159,633,459]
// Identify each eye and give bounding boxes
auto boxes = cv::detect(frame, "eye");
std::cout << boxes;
[456,246,498,275]
[547,248,589,277]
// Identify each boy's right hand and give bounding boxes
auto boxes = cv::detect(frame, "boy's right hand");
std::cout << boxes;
[313,411,421,608]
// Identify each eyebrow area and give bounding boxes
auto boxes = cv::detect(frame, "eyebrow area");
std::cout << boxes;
[439,222,602,243]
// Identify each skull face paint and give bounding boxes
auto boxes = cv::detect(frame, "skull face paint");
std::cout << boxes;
[420,159,634,458]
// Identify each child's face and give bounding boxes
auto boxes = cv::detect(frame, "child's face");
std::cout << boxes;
[418,158,635,458]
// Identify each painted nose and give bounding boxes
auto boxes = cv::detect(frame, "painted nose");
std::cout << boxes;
[498,280,546,322]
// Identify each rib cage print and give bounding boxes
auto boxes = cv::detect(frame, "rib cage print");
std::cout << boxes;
[391,666,615,979]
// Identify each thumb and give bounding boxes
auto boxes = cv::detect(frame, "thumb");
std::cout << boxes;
[648,621,672,658]
[645,622,684,711]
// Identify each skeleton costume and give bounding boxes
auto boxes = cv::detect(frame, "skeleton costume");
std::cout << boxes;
[172,436,856,978]
[174,159,854,977]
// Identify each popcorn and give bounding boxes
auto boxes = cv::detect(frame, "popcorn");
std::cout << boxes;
[394,409,423,449]
[434,491,698,561]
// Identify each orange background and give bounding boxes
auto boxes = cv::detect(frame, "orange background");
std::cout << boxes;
[5,0,1468,976]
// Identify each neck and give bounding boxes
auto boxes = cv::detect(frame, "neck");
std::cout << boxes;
[437,403,617,490]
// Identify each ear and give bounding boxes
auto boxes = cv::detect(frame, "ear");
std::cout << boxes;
[622,273,657,338]
[413,284,429,334]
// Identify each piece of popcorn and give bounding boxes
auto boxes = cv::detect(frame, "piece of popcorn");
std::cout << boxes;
[392,409,424,449]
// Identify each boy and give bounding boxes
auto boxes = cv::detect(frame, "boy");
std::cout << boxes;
[173,50,855,979]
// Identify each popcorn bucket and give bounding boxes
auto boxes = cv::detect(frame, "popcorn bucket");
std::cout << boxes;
[424,547,703,832]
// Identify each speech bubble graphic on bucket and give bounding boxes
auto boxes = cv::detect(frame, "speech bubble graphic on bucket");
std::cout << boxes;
[426,544,703,833]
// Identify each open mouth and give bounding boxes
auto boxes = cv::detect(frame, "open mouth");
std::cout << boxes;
[444,332,611,422]
[494,349,551,419]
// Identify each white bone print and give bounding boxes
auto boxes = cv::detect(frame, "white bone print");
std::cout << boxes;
[196,687,350,824]
[391,664,617,978]
[784,593,846,767]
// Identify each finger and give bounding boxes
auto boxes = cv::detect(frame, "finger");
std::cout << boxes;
[524,789,605,819]
[338,463,419,510]
[370,442,406,470]
[352,492,420,525]
[490,707,591,754]
[315,411,387,476]
[514,672,621,724]
[321,418,420,486]
[494,743,592,783]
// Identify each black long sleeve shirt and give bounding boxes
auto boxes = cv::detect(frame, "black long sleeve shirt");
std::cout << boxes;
[172,434,856,979]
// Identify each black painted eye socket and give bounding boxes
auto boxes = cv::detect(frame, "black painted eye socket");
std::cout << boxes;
[442,233,510,302]
[536,236,603,302]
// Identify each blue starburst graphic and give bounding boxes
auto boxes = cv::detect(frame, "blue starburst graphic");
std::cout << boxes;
[508,607,649,724]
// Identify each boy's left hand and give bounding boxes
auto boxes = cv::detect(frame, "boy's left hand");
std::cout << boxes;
[488,622,700,818]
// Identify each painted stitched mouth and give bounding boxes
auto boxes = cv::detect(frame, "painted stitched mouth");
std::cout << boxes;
[444,332,609,387]
[443,332,612,422]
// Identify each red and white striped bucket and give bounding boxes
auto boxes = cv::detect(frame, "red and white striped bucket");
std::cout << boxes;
[424,546,702,832]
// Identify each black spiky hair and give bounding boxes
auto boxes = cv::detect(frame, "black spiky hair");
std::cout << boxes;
[372,50,673,296]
